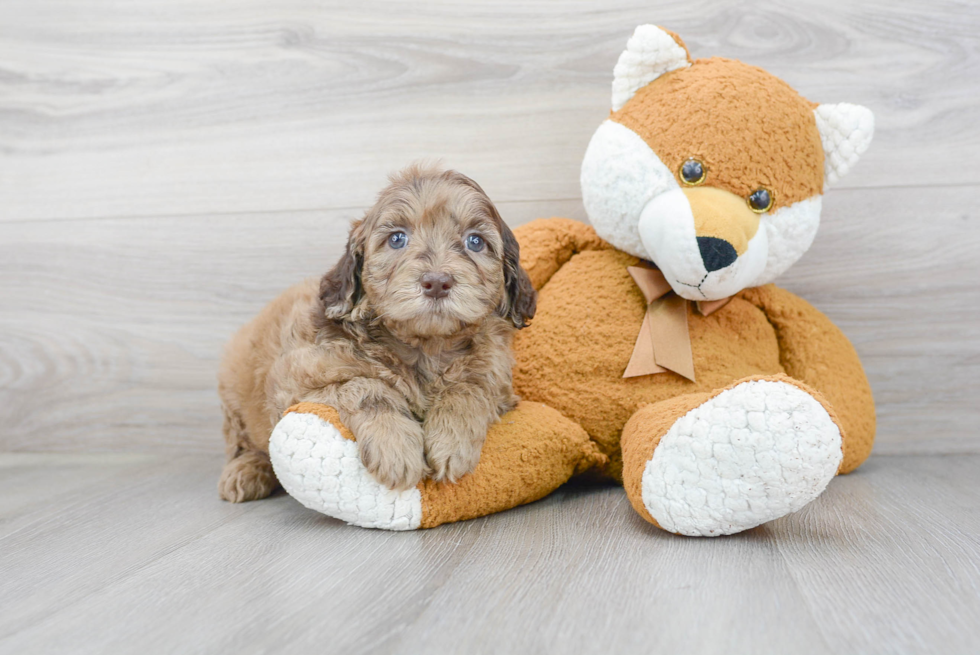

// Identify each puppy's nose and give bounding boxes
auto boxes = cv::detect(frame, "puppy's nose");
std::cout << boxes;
[421,272,455,299]
[697,236,738,272]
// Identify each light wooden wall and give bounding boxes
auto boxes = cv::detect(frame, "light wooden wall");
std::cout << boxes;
[1,0,978,454]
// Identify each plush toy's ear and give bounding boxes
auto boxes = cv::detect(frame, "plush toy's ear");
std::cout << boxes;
[814,103,875,185]
[611,25,692,111]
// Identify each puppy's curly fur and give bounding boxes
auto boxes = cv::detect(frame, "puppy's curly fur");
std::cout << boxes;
[218,164,536,501]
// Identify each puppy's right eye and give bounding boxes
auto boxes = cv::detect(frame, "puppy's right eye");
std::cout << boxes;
[388,231,408,249]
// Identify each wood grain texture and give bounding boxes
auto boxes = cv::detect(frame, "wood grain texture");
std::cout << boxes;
[0,453,977,654]
[1,1,978,454]
[0,0,978,222]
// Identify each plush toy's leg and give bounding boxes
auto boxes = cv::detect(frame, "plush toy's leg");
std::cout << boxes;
[621,375,845,537]
[268,401,605,530]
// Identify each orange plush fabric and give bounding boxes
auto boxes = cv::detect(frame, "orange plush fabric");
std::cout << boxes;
[740,286,876,473]
[276,400,605,530]
[418,401,606,528]
[612,56,825,212]
[620,373,847,530]
[511,221,874,482]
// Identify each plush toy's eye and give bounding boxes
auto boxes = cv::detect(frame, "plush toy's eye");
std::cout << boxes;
[747,189,774,213]
[388,231,408,249]
[465,234,485,252]
[680,159,706,186]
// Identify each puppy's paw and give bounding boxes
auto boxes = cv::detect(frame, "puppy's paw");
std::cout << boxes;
[358,418,429,491]
[424,427,484,484]
[218,451,278,502]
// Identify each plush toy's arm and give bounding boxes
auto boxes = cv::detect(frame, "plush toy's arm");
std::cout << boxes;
[513,218,610,291]
[740,285,875,473]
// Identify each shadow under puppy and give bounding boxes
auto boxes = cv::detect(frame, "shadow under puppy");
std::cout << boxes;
[218,164,537,502]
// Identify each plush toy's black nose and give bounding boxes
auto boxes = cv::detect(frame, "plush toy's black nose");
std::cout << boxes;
[697,237,738,272]
[421,272,455,299]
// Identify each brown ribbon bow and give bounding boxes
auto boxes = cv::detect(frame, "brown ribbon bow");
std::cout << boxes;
[623,266,731,382]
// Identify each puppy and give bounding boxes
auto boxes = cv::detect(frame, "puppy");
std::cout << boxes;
[217,164,536,502]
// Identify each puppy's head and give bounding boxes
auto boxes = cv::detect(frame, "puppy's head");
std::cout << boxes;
[320,164,536,337]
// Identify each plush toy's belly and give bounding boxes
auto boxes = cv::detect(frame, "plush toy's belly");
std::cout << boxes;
[512,249,784,481]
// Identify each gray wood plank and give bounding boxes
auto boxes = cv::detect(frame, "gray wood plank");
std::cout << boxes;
[771,455,980,653]
[0,455,258,640]
[1,188,976,454]
[0,0,977,222]
[392,489,832,655]
[395,458,980,654]
[0,453,977,654]
[0,453,156,530]
[0,452,490,654]
[781,185,980,454]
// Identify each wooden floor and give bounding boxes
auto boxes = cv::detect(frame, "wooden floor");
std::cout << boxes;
[2,1,980,653]
[0,452,978,654]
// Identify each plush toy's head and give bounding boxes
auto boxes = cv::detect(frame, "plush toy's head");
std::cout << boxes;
[581,25,874,301]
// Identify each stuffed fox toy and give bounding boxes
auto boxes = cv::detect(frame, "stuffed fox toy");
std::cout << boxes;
[268,25,876,536]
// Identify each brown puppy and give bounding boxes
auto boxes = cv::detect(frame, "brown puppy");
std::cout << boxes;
[217,164,536,502]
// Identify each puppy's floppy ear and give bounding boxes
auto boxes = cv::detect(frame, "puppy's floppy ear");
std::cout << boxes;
[498,219,537,329]
[443,169,537,329]
[320,220,365,320]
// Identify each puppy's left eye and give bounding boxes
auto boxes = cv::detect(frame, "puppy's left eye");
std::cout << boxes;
[465,234,485,252]
[388,231,408,249]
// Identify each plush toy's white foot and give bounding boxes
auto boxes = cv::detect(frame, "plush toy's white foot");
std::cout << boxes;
[268,411,423,531]
[641,379,843,536]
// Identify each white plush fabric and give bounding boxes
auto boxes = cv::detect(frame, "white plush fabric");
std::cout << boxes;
[636,187,702,279]
[269,411,423,531]
[637,188,769,301]
[814,103,875,186]
[581,120,677,260]
[641,380,843,537]
[583,121,824,297]
[756,195,823,285]
[611,24,691,111]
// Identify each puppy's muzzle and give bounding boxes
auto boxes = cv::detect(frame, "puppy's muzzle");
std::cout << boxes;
[421,272,455,299]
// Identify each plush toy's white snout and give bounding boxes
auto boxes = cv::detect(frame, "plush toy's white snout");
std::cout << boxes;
[637,188,769,301]
[580,120,827,301]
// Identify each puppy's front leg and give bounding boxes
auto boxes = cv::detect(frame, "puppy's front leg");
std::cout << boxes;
[424,384,498,483]
[304,378,428,491]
